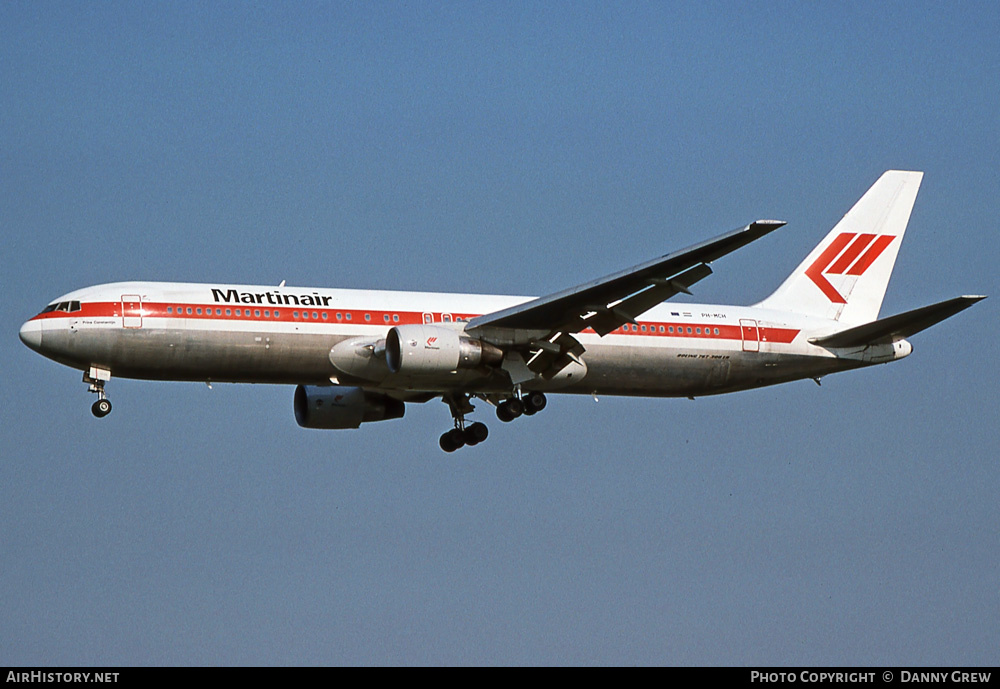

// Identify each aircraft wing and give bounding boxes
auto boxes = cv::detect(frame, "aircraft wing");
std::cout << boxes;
[467,220,786,338]
[809,295,986,348]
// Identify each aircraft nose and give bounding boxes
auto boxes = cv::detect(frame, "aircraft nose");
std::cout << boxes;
[19,319,43,352]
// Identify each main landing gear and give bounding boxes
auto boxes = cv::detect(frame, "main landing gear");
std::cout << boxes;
[439,390,548,452]
[84,367,113,418]
[439,421,490,453]
[439,393,489,452]
[496,390,546,422]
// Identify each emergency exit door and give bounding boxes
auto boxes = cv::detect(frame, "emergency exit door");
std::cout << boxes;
[122,295,142,328]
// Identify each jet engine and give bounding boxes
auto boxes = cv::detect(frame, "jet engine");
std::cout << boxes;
[385,325,503,375]
[293,385,405,429]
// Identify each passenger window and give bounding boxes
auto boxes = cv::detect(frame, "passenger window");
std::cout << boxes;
[167,307,173,314]
[393,314,399,322]
[321,312,327,320]
[226,309,231,316]
[365,314,371,321]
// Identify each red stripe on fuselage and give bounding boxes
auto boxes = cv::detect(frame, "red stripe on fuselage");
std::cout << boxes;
[29,301,800,344]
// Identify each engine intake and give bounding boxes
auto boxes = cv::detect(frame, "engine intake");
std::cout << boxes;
[294,385,405,429]
[385,325,503,375]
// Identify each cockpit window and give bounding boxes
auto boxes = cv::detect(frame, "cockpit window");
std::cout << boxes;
[40,301,82,314]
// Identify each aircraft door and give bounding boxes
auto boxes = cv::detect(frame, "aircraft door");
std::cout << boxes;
[122,295,142,328]
[740,319,759,352]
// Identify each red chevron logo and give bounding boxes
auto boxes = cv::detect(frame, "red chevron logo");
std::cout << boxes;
[805,232,895,303]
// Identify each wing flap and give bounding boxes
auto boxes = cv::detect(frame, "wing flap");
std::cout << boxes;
[584,263,714,336]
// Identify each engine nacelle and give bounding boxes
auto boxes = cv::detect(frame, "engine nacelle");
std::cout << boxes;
[385,325,503,375]
[293,385,405,429]
[329,336,389,381]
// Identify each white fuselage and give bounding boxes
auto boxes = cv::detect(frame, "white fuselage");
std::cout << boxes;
[19,281,910,398]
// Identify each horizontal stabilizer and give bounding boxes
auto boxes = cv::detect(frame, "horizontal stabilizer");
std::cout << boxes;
[809,295,986,348]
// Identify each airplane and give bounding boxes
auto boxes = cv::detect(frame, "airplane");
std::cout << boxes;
[19,170,984,452]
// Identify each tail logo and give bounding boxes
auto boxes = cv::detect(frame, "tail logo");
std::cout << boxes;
[805,232,895,304]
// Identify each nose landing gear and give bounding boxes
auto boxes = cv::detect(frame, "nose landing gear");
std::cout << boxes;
[84,367,112,418]
[92,397,112,418]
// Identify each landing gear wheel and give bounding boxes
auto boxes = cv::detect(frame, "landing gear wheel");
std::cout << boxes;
[440,427,467,452]
[497,398,524,422]
[523,391,547,416]
[91,398,112,418]
[440,393,491,452]
[464,422,489,446]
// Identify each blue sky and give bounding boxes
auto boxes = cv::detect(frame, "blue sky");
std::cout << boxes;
[2,2,998,665]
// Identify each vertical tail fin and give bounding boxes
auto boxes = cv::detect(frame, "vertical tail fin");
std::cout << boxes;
[756,170,923,326]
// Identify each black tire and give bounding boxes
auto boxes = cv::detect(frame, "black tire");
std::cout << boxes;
[496,402,514,422]
[440,430,459,452]
[447,428,466,450]
[465,422,489,445]
[524,391,547,414]
[507,398,524,418]
[92,399,112,418]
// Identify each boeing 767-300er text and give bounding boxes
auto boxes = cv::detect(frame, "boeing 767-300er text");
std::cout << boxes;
[19,171,984,451]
